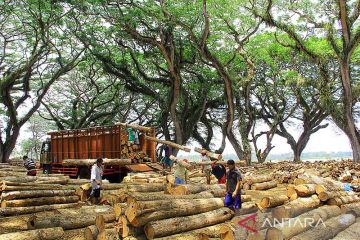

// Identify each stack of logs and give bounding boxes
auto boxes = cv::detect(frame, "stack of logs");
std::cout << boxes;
[120,135,149,162]
[243,175,278,191]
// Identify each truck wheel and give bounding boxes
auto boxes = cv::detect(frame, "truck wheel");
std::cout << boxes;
[108,172,127,183]
[78,167,91,179]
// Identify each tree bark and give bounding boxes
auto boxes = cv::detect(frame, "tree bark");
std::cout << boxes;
[144,207,234,239]
[290,213,355,240]
[1,195,79,208]
[0,227,64,240]
[129,198,224,227]
[0,203,82,217]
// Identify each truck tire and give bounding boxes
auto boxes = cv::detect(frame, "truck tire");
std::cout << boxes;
[78,167,91,179]
[107,172,127,183]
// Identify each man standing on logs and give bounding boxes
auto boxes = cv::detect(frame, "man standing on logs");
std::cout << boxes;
[225,159,242,209]
[90,158,103,204]
[23,155,37,176]
[201,151,212,184]
[160,145,173,171]
[173,159,189,184]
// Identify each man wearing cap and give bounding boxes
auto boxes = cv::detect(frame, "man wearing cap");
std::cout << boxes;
[225,159,242,209]
[201,151,212,184]
[90,158,103,204]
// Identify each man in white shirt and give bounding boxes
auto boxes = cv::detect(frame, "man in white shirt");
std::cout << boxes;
[201,151,212,184]
[90,158,103,204]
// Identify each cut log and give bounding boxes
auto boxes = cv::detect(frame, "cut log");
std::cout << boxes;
[294,178,306,185]
[328,195,360,205]
[290,213,355,240]
[28,212,116,230]
[144,207,234,239]
[294,184,316,197]
[62,158,132,166]
[272,195,320,220]
[245,175,273,185]
[113,203,127,219]
[194,147,222,160]
[315,184,343,194]
[120,215,143,238]
[231,211,273,240]
[0,203,82,217]
[154,223,233,240]
[0,215,32,233]
[167,184,225,195]
[1,195,79,208]
[250,180,277,190]
[318,191,349,201]
[96,229,119,240]
[116,122,153,132]
[1,190,76,200]
[1,184,67,191]
[241,195,252,203]
[126,191,215,203]
[331,219,360,240]
[266,205,342,239]
[129,198,225,227]
[341,202,360,217]
[286,185,298,200]
[63,228,87,240]
[259,195,288,209]
[0,227,64,240]
[84,223,114,240]
[144,136,191,152]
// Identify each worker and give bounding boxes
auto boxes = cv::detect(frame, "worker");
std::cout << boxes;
[224,159,242,209]
[174,159,189,184]
[201,150,212,184]
[211,160,227,184]
[23,155,37,176]
[127,128,136,145]
[90,158,103,204]
[160,145,173,171]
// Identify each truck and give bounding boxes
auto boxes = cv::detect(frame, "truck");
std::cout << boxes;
[39,123,156,182]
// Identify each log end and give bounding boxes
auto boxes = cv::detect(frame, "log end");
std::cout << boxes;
[144,224,155,240]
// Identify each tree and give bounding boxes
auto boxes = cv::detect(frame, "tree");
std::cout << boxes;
[70,0,223,155]
[0,0,84,162]
[40,57,139,130]
[20,113,55,159]
[252,0,360,162]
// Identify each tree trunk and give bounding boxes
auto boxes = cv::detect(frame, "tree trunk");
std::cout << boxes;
[128,198,224,227]
[0,203,82,217]
[272,195,321,220]
[250,180,277,190]
[28,213,116,230]
[0,128,19,163]
[0,227,65,240]
[1,195,80,208]
[1,190,76,201]
[259,195,288,209]
[332,220,360,240]
[155,223,233,240]
[339,61,360,163]
[125,191,215,203]
[294,184,316,197]
[267,205,341,239]
[290,213,355,240]
[144,207,234,239]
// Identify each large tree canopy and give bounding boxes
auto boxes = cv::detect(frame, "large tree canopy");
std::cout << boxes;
[1,0,359,163]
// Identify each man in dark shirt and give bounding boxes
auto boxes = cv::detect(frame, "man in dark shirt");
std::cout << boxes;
[160,145,174,171]
[225,159,242,209]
